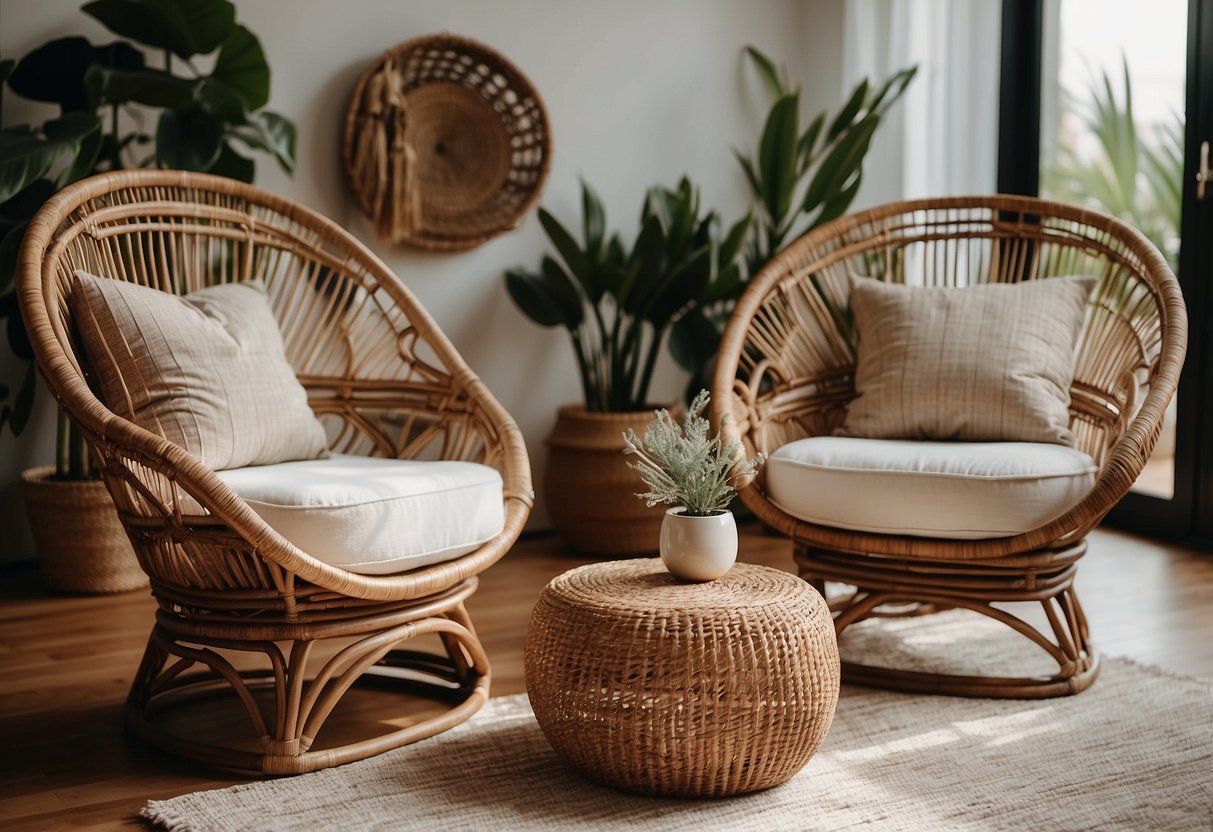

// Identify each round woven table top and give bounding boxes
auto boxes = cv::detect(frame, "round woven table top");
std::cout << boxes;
[540,558,819,619]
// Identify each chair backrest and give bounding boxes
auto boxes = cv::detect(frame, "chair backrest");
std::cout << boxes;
[713,196,1186,543]
[18,170,531,604]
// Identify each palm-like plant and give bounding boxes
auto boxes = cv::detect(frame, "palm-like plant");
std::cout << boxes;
[1043,56,1182,271]
[667,47,916,399]
[506,179,749,412]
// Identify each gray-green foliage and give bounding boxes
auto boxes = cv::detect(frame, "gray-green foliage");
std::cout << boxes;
[506,179,749,412]
[1042,55,1181,271]
[621,390,764,516]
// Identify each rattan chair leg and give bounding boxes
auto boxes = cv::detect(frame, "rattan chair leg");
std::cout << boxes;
[795,543,1101,699]
[124,591,490,775]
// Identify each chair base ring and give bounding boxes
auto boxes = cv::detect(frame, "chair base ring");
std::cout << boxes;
[125,584,490,775]
[796,541,1100,699]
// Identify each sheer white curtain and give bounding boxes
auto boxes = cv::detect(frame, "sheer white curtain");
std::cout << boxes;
[844,0,1002,202]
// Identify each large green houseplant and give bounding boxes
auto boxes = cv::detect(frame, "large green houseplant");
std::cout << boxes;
[505,178,749,553]
[670,46,917,395]
[1,0,295,590]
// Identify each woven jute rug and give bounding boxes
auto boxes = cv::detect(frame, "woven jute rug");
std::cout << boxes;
[142,611,1213,831]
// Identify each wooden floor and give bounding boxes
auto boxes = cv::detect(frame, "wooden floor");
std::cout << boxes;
[1,525,1211,830]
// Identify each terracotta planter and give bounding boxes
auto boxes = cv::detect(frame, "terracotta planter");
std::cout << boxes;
[544,405,667,555]
[21,466,147,594]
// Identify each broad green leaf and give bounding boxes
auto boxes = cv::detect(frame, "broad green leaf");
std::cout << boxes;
[605,234,627,268]
[867,65,917,116]
[84,65,199,109]
[83,0,236,58]
[207,142,255,182]
[58,122,105,186]
[213,24,270,112]
[505,268,566,328]
[757,94,799,226]
[0,362,37,435]
[802,114,878,214]
[826,78,869,143]
[734,150,762,197]
[0,179,56,232]
[538,208,595,299]
[2,290,33,360]
[9,37,144,111]
[663,179,698,260]
[810,169,863,229]
[645,245,712,325]
[229,110,296,174]
[0,112,99,203]
[540,255,585,328]
[718,212,752,266]
[622,214,666,315]
[580,180,606,262]
[197,76,248,122]
[703,261,744,304]
[797,112,826,174]
[669,307,722,374]
[156,108,223,170]
[744,46,788,100]
[0,220,30,294]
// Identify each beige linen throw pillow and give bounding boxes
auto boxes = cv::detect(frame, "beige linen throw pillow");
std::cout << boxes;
[837,275,1095,446]
[71,272,329,470]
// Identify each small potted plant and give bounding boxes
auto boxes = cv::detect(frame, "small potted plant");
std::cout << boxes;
[622,390,764,581]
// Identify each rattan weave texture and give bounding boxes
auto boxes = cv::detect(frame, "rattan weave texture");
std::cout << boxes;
[17,169,534,774]
[710,195,1187,698]
[525,559,840,798]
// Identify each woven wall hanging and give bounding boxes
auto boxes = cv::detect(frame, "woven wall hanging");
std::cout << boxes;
[342,34,552,252]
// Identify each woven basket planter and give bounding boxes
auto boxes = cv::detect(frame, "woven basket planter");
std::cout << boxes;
[342,33,551,251]
[21,466,146,594]
[544,406,666,555]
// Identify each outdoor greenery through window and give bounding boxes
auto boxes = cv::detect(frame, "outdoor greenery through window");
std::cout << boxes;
[1039,0,1186,498]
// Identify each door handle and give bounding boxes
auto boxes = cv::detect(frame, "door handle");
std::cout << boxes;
[1198,141,1211,200]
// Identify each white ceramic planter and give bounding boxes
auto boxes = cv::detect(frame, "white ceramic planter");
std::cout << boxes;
[659,508,738,582]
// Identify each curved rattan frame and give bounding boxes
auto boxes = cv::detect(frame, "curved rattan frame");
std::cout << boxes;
[18,170,534,772]
[712,195,1187,698]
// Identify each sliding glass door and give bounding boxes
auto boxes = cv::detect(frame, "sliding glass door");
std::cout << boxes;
[1000,0,1212,542]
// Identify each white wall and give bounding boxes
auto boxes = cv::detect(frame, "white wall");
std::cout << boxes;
[0,0,848,562]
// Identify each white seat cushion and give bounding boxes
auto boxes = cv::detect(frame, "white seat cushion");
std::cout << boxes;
[766,437,1097,539]
[210,454,505,574]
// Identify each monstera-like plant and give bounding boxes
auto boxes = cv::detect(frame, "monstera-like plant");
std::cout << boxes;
[1,0,296,473]
[0,0,295,593]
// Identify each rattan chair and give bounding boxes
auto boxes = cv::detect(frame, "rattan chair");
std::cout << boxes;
[17,170,533,773]
[712,196,1186,699]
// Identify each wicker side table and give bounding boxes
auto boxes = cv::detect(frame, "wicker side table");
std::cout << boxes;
[525,559,840,798]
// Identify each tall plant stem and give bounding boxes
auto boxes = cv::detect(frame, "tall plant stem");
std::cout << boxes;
[56,410,69,478]
[69,419,90,479]
[110,103,121,170]
[569,330,594,410]
[634,324,666,409]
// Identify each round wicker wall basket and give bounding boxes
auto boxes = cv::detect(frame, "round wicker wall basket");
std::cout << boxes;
[21,466,147,594]
[342,34,552,251]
